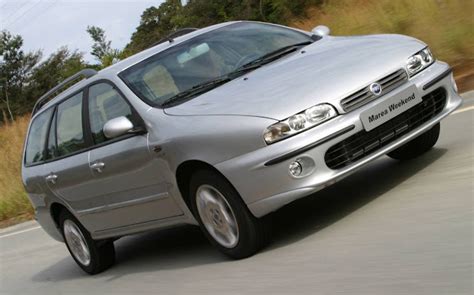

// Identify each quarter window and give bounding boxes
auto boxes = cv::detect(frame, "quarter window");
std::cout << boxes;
[56,92,86,156]
[25,108,54,165]
[88,83,134,144]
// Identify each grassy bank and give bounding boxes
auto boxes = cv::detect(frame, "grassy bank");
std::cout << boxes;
[0,116,33,227]
[290,0,474,91]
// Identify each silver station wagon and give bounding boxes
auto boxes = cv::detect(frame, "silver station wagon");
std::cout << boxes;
[22,21,462,274]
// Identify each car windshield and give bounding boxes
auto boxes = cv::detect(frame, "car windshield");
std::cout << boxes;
[119,22,314,107]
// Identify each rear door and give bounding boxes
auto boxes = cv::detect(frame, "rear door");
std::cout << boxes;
[40,91,102,231]
[84,82,182,231]
[23,107,55,218]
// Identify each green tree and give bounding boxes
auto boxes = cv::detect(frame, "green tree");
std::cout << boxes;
[24,47,88,112]
[0,31,41,121]
[86,26,112,61]
[86,25,121,67]
[123,0,321,56]
[124,0,184,55]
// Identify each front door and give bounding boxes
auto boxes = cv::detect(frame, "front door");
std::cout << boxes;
[84,82,182,231]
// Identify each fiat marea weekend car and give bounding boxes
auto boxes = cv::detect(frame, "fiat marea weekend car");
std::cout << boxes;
[22,21,461,274]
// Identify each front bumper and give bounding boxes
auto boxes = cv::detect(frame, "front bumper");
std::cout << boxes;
[215,61,462,217]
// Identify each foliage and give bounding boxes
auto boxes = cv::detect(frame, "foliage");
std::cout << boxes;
[290,0,474,66]
[0,30,91,121]
[123,0,322,55]
[0,31,41,121]
[86,25,122,67]
[124,0,184,55]
[87,26,113,61]
[25,47,89,111]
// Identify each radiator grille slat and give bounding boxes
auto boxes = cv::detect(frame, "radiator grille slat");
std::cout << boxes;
[325,88,447,170]
[341,69,408,112]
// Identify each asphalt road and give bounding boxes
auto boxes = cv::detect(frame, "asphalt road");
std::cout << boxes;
[1,93,473,295]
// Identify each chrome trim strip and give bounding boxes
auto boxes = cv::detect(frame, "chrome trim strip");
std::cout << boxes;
[76,192,169,216]
[264,125,355,166]
[341,69,408,112]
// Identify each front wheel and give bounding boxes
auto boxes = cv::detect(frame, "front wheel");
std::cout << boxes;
[388,122,440,160]
[189,170,270,259]
[59,211,115,275]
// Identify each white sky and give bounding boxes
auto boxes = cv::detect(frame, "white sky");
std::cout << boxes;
[0,0,164,63]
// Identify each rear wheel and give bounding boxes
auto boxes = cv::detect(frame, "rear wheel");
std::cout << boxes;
[388,123,440,160]
[59,210,115,275]
[189,170,270,259]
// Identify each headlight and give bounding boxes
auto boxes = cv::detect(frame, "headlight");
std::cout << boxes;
[263,103,337,144]
[406,47,434,77]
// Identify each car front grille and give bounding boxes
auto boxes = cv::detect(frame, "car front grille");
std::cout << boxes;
[325,87,447,170]
[341,69,408,112]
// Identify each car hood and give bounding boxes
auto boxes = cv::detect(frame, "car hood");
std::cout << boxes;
[164,34,426,120]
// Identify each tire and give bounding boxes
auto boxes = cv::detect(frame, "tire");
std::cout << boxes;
[189,170,270,259]
[388,122,440,160]
[59,210,115,275]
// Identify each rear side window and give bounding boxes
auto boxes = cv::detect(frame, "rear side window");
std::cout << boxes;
[56,92,86,156]
[88,83,133,144]
[25,108,54,165]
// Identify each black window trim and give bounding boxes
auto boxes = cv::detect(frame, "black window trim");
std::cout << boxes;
[52,90,87,161]
[24,79,147,167]
[44,105,58,161]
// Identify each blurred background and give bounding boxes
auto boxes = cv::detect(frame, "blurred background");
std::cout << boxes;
[0,0,473,227]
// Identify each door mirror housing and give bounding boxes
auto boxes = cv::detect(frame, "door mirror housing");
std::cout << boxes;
[103,116,137,139]
[311,25,330,37]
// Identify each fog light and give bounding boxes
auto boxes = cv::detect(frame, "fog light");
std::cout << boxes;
[289,161,303,177]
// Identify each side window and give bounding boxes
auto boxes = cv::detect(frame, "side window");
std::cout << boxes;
[56,92,86,156]
[88,83,134,144]
[25,108,54,165]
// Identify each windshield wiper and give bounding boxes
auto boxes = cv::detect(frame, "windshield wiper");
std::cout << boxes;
[161,41,313,107]
[161,76,231,107]
[236,41,313,71]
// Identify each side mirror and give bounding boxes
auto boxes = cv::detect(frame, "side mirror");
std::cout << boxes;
[311,25,330,37]
[103,116,135,139]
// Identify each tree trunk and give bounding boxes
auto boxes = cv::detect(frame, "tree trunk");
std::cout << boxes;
[2,82,14,121]
[1,108,7,124]
[259,0,266,20]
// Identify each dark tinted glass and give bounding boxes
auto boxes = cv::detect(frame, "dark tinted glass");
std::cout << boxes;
[88,83,133,144]
[25,108,54,165]
[46,110,58,159]
[56,92,86,156]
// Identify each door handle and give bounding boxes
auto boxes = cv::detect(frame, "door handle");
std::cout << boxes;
[45,174,58,184]
[90,162,105,173]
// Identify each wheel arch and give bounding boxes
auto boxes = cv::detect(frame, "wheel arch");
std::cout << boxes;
[175,160,232,213]
[50,202,69,229]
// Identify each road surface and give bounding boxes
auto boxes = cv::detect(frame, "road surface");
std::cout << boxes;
[1,92,473,295]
